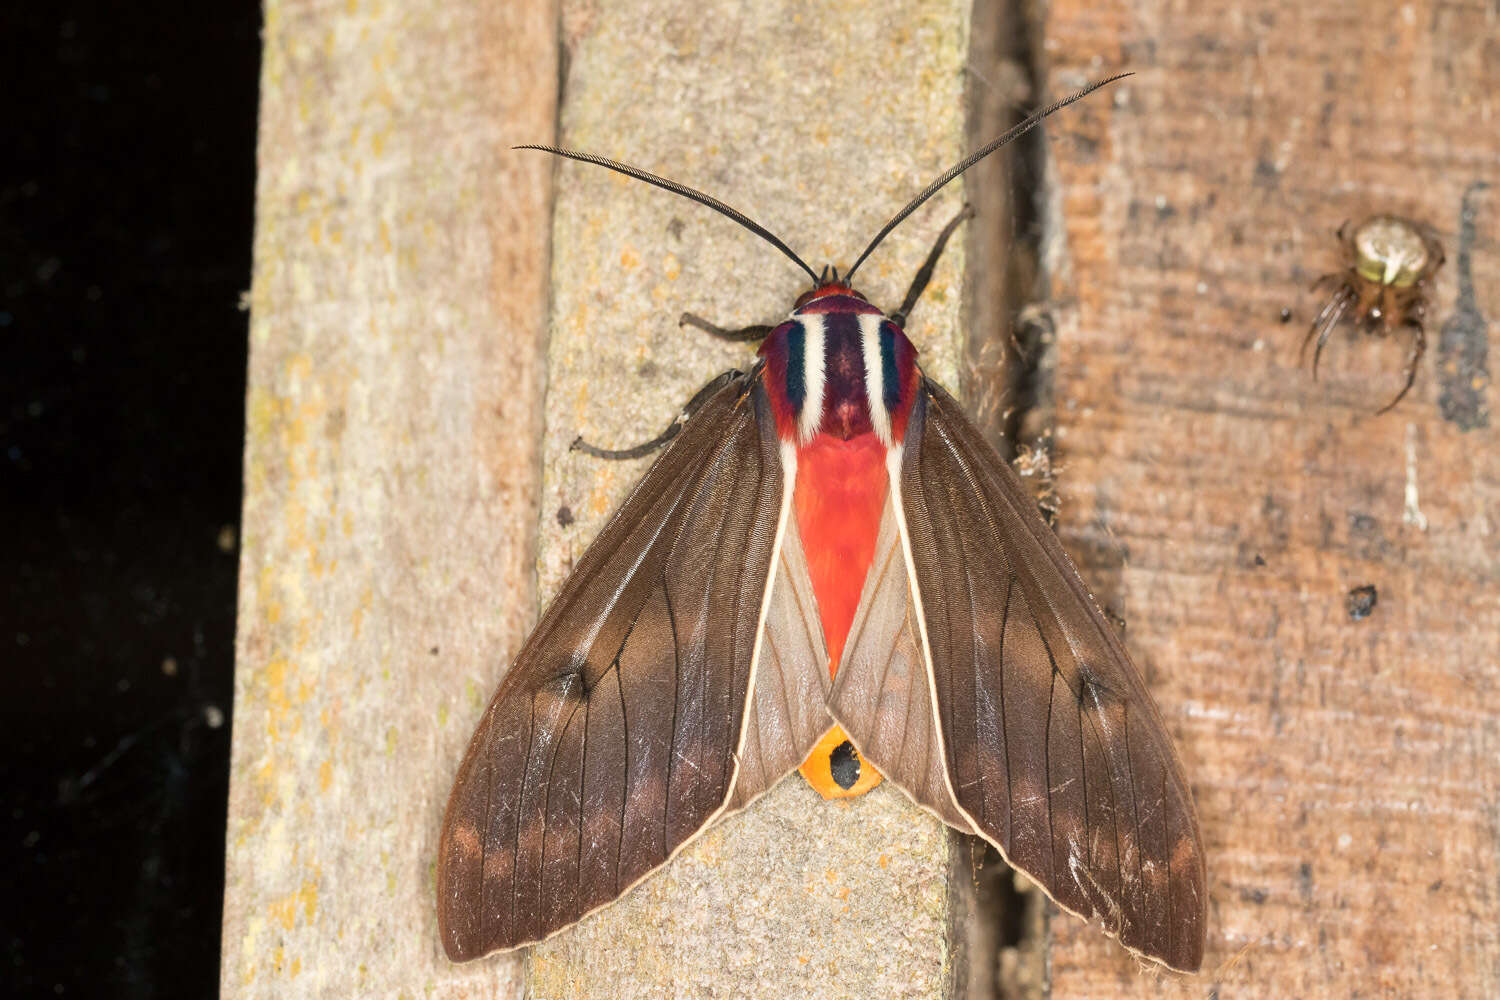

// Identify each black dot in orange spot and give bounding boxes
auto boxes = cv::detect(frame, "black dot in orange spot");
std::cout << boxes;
[829,740,861,790]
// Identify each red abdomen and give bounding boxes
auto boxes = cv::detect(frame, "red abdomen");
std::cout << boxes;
[794,431,888,677]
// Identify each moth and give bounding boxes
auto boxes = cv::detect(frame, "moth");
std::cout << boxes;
[438,75,1206,973]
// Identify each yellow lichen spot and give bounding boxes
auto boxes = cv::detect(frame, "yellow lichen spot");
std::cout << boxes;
[351,587,372,638]
[437,703,449,727]
[247,387,279,441]
[290,957,301,978]
[318,758,333,792]
[265,657,291,709]
[378,218,392,255]
[308,220,322,246]
[253,759,276,807]
[386,726,399,755]
[662,252,680,280]
[589,487,612,518]
[269,896,296,931]
[620,246,641,269]
[878,853,890,870]
[300,876,319,922]
[286,353,313,383]
[272,945,286,973]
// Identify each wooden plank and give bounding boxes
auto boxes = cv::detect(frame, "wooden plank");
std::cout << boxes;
[1029,0,1500,995]
[221,1,556,995]
[522,2,973,996]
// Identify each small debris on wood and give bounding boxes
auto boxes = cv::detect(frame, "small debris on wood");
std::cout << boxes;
[1346,584,1378,621]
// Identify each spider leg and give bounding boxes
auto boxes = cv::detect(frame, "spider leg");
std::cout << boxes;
[1310,272,1341,294]
[1375,320,1425,415]
[1302,286,1354,378]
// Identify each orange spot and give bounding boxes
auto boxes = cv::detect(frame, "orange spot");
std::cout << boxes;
[798,725,882,798]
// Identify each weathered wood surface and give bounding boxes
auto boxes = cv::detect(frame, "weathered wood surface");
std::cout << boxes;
[227,0,1498,995]
[226,0,980,996]
[1032,0,1500,995]
[527,2,971,996]
[222,0,555,996]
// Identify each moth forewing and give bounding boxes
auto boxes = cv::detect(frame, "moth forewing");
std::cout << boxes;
[898,383,1206,972]
[437,373,798,960]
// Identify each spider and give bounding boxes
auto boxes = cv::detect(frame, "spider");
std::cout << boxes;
[1302,214,1444,413]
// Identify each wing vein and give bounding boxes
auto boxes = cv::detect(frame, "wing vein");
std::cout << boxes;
[575,688,590,911]
[1124,705,1144,905]
[999,574,1014,847]
[662,568,680,846]
[614,659,629,894]
[539,679,586,921]
[513,694,537,937]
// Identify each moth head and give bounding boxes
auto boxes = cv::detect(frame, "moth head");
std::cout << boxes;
[793,267,867,310]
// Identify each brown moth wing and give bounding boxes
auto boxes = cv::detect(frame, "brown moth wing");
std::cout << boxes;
[838,380,1207,973]
[437,370,828,961]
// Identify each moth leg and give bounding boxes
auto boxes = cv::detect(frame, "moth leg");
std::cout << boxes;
[889,203,975,329]
[1375,319,1424,415]
[571,370,741,460]
[678,313,775,343]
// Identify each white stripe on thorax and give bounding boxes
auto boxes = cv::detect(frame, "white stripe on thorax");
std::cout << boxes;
[857,313,892,446]
[797,314,826,443]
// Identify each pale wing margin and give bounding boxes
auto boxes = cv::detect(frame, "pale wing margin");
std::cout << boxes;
[896,380,1206,973]
[438,370,823,962]
[728,446,833,809]
[827,484,977,834]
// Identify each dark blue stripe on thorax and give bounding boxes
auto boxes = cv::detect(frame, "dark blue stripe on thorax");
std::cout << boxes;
[784,320,805,411]
[880,321,900,412]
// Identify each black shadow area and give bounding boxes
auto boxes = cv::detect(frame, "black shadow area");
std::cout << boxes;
[1,4,259,997]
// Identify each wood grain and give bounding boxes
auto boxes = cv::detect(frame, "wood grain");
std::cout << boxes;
[227,0,1498,994]
[221,1,555,995]
[1029,0,1499,994]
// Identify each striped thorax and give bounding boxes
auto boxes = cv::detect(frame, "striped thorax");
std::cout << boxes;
[759,283,920,448]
